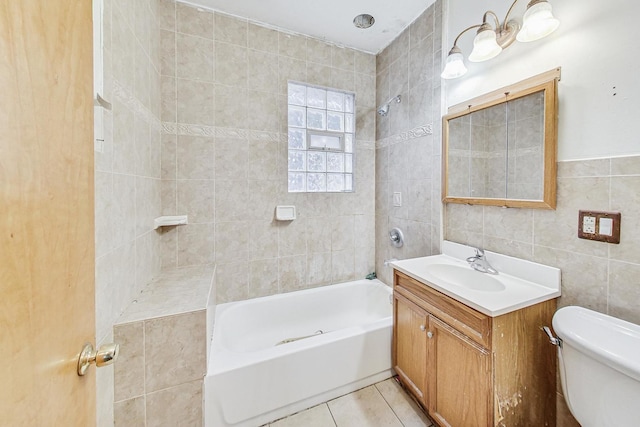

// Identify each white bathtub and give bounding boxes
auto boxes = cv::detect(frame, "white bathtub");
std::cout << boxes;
[204,278,393,427]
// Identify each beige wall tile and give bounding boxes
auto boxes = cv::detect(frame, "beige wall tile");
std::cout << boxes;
[214,137,248,180]
[176,33,214,82]
[176,2,213,39]
[177,179,215,223]
[533,246,608,312]
[176,135,215,180]
[247,90,279,131]
[248,139,278,180]
[248,220,279,261]
[214,84,247,128]
[247,179,278,220]
[215,180,249,221]
[355,245,375,279]
[144,311,206,392]
[249,258,279,298]
[248,23,278,53]
[307,63,332,88]
[306,38,332,66]
[279,32,306,60]
[146,380,203,427]
[114,396,145,427]
[158,0,176,31]
[354,50,376,75]
[278,56,307,94]
[177,223,215,266]
[332,248,355,282]
[610,175,640,264]
[215,221,250,263]
[534,177,609,258]
[330,67,355,92]
[331,46,355,71]
[177,78,214,125]
[160,29,176,77]
[216,261,249,302]
[331,215,355,251]
[215,42,247,87]
[307,252,332,286]
[214,13,247,46]
[611,155,640,175]
[279,218,308,257]
[557,158,610,178]
[608,260,640,324]
[248,50,278,92]
[279,255,307,292]
[161,75,177,122]
[113,322,145,402]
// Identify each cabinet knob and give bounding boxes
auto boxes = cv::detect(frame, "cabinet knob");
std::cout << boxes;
[420,324,426,331]
[427,331,433,339]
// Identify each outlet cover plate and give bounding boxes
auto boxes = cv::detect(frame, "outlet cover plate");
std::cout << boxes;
[578,210,621,244]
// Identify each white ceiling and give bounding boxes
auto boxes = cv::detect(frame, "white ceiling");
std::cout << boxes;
[182,0,436,54]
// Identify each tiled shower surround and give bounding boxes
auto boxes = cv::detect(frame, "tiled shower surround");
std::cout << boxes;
[158,0,377,301]
[375,1,444,285]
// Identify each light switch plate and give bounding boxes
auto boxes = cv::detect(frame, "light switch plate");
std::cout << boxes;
[578,210,621,244]
[393,192,402,207]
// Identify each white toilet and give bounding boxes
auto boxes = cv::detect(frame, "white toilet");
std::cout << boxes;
[550,306,640,427]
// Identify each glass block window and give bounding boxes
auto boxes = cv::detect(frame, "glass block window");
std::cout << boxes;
[288,82,355,193]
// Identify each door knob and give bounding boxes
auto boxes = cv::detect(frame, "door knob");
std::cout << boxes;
[77,342,119,376]
[427,331,433,339]
[419,324,426,331]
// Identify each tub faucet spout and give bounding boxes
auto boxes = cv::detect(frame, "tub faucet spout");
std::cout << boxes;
[466,248,498,275]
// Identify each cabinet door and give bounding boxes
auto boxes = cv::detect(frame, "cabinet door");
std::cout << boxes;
[427,316,492,427]
[393,293,428,403]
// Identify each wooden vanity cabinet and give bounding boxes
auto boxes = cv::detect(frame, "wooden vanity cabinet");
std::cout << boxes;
[392,271,557,427]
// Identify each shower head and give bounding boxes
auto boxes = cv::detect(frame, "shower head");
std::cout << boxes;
[376,94,401,117]
[377,104,390,116]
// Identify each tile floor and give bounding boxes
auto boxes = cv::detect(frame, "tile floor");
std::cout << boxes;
[265,377,434,427]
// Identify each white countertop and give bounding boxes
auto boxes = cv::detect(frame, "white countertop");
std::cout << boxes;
[390,241,561,317]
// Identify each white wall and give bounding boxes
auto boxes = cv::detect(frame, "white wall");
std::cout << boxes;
[444,0,640,161]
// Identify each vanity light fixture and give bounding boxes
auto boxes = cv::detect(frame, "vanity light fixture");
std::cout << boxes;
[441,0,559,79]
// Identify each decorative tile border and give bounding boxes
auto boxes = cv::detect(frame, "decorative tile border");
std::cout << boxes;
[112,80,162,132]
[162,122,376,149]
[376,123,434,149]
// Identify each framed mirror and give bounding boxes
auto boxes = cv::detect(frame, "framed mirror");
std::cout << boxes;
[442,69,559,209]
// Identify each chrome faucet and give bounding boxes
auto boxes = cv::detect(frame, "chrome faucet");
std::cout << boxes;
[466,248,498,275]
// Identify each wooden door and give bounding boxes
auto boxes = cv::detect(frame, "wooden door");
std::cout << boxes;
[427,316,492,427]
[0,0,96,425]
[393,293,428,404]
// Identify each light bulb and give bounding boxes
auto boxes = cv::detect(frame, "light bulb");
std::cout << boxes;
[441,49,467,79]
[468,26,502,62]
[517,1,560,42]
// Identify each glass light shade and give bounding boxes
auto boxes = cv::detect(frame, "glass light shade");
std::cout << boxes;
[441,51,467,79]
[516,1,560,42]
[468,28,502,62]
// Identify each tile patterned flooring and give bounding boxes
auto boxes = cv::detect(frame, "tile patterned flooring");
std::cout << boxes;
[265,377,434,427]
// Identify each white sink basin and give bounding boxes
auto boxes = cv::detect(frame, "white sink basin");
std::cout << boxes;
[426,264,505,292]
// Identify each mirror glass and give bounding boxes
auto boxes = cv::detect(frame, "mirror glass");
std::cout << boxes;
[443,74,558,209]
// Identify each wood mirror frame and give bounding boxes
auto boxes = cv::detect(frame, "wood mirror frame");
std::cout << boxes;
[442,68,560,209]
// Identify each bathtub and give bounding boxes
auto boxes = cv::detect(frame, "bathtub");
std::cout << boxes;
[204,278,393,427]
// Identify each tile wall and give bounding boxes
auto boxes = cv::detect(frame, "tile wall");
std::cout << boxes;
[94,0,163,425]
[374,1,444,285]
[445,155,640,426]
[158,0,377,302]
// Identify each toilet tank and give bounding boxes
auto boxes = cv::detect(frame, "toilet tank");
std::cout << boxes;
[552,306,640,427]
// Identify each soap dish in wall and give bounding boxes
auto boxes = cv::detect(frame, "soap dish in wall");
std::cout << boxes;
[275,206,296,221]
[154,215,188,229]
